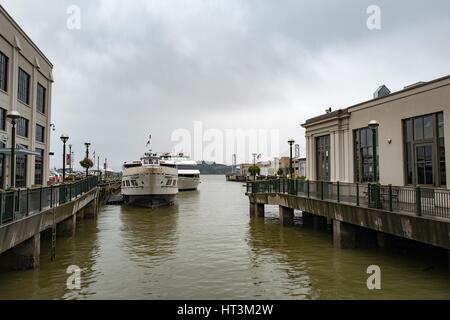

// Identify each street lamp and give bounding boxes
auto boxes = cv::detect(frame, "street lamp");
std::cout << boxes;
[84,141,91,177]
[60,134,69,183]
[252,153,257,180]
[368,120,379,182]
[68,144,72,173]
[6,111,22,189]
[288,138,295,178]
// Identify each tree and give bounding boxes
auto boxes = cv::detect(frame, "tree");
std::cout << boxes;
[277,168,284,176]
[248,165,260,177]
[80,158,94,170]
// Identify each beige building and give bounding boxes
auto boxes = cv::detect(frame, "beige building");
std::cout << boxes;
[302,75,450,189]
[0,5,53,188]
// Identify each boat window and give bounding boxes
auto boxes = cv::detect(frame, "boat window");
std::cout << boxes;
[177,165,198,170]
[131,180,138,187]
[172,180,176,186]
[166,179,172,186]
[126,180,130,187]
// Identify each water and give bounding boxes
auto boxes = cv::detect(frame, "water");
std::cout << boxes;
[0,175,449,300]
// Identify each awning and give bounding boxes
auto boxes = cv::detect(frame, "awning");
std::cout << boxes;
[0,147,41,156]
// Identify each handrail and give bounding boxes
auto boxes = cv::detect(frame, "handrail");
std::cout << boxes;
[0,176,99,226]
[247,178,450,220]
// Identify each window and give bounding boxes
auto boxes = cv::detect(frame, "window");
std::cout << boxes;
[354,127,379,183]
[0,51,7,92]
[16,145,28,188]
[18,68,30,104]
[0,108,6,131]
[37,83,46,113]
[36,124,45,143]
[316,135,330,181]
[35,148,44,185]
[403,112,446,187]
[17,117,29,137]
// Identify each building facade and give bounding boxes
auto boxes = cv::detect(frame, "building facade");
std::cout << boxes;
[0,5,53,189]
[302,75,450,189]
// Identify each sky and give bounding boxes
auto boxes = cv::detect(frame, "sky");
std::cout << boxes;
[1,0,450,170]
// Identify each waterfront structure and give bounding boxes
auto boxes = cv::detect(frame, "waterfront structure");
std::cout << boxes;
[0,5,53,189]
[302,75,450,188]
[278,157,305,177]
[240,159,278,177]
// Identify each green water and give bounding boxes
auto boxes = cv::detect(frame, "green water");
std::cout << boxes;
[0,175,449,300]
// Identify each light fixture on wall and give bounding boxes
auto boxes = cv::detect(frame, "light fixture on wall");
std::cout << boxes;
[387,138,392,144]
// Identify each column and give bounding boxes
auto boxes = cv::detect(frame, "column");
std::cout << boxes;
[84,199,98,219]
[255,203,265,218]
[302,211,314,228]
[44,74,53,187]
[333,220,356,249]
[0,234,40,270]
[279,205,294,226]
[330,131,336,181]
[57,215,76,237]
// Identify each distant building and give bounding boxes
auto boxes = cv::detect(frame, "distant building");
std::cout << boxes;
[302,75,450,188]
[0,5,53,188]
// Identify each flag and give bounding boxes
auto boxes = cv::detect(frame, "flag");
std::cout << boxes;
[257,153,262,160]
[146,134,152,147]
[92,151,96,165]
[66,154,71,166]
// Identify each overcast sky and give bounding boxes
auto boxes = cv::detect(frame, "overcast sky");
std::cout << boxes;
[1,0,450,170]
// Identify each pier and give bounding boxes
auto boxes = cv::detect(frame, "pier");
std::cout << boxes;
[247,179,450,266]
[0,177,120,270]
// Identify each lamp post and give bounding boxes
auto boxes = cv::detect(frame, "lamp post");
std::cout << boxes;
[68,144,72,173]
[6,111,22,189]
[288,138,295,178]
[368,120,379,182]
[60,134,69,183]
[251,153,257,180]
[84,141,91,177]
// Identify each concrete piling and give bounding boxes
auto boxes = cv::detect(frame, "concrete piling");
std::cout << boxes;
[279,205,294,226]
[333,220,356,249]
[0,234,40,270]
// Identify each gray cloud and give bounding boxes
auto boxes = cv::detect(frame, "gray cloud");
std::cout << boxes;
[1,0,450,168]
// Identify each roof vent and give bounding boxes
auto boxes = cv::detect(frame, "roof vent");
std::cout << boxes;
[404,81,425,89]
[374,85,391,99]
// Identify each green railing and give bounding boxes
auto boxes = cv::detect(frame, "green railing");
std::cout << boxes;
[247,178,450,220]
[0,176,99,226]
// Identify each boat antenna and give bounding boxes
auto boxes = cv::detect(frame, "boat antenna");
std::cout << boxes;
[146,134,152,152]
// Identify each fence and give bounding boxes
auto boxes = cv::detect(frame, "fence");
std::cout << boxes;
[247,178,450,220]
[0,176,99,226]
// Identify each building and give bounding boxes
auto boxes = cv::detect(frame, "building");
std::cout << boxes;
[240,158,279,177]
[278,156,305,177]
[0,5,53,189]
[298,157,306,177]
[302,75,450,189]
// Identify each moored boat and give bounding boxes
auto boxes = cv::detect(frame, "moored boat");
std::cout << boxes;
[160,153,201,191]
[121,153,178,208]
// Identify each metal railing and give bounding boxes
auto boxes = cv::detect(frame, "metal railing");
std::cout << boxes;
[247,178,450,220]
[0,176,99,226]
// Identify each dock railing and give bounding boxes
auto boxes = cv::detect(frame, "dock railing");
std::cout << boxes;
[247,178,450,220]
[0,176,99,226]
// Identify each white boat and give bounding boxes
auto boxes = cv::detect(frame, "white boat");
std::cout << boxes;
[160,153,201,191]
[121,153,178,208]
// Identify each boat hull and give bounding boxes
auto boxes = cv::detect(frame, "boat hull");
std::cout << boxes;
[123,194,177,208]
[121,165,178,208]
[178,176,201,191]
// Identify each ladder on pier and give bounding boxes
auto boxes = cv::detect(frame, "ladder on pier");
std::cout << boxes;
[51,210,56,261]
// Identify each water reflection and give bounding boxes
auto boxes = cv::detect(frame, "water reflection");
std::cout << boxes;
[119,204,179,265]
